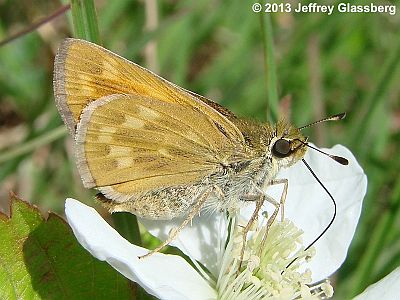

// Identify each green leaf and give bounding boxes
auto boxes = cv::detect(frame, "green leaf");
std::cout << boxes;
[0,196,133,300]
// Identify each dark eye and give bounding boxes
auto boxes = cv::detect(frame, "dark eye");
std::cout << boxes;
[272,139,291,158]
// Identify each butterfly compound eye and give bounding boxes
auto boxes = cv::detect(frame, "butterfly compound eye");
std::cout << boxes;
[272,139,291,158]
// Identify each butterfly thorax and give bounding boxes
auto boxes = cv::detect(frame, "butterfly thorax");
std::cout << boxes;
[203,156,277,213]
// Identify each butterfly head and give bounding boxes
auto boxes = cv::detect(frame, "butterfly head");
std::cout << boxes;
[269,120,308,169]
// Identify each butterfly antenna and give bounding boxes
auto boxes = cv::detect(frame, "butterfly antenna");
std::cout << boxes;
[284,158,337,271]
[295,139,348,165]
[305,143,348,165]
[283,113,347,271]
[298,112,346,131]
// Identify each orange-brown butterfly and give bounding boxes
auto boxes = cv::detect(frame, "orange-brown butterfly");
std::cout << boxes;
[54,38,346,258]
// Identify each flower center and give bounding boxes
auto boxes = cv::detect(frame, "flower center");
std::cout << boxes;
[216,217,334,299]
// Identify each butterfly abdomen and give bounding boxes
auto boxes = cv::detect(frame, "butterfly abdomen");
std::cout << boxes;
[99,184,207,220]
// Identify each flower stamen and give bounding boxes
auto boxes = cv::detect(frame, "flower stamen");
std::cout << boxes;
[216,216,334,299]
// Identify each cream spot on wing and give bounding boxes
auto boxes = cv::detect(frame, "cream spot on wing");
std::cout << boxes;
[97,134,113,143]
[185,131,202,143]
[103,60,120,78]
[138,105,159,120]
[115,157,134,168]
[75,73,92,81]
[109,145,132,156]
[124,115,145,129]
[100,126,117,134]
[158,148,173,158]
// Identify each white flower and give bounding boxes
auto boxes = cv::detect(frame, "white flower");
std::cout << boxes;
[65,145,367,299]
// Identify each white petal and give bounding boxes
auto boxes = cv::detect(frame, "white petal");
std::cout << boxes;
[241,144,367,282]
[139,212,228,277]
[65,198,216,300]
[353,266,400,300]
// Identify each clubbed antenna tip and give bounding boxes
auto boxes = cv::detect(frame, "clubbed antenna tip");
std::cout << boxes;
[331,112,346,121]
[298,112,346,131]
[332,155,348,165]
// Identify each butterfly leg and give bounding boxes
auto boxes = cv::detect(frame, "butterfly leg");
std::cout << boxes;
[238,178,289,268]
[238,193,265,271]
[259,178,288,250]
[138,188,212,259]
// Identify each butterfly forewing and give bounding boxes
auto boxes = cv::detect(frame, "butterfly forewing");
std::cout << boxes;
[75,93,246,201]
[54,38,244,145]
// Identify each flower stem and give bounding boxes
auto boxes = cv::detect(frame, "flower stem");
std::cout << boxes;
[70,0,86,39]
[70,0,100,43]
[259,11,278,123]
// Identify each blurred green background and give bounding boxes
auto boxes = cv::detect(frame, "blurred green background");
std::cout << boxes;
[0,0,399,298]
